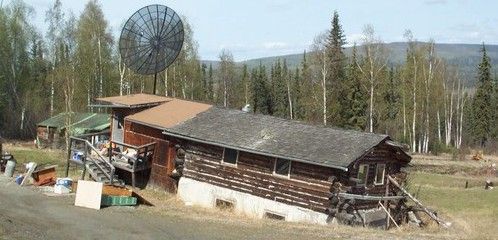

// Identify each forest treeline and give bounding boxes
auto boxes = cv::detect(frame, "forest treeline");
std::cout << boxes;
[0,0,497,153]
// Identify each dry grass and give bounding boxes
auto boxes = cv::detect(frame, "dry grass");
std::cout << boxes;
[3,142,497,239]
[2,142,84,179]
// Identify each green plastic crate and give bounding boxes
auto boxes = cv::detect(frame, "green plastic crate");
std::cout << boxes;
[101,195,137,206]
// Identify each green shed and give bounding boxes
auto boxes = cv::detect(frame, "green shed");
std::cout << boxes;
[36,112,110,148]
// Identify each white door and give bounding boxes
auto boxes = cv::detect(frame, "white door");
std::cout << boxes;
[112,112,124,143]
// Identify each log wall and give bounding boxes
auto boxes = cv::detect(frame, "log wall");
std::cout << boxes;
[347,141,408,209]
[180,139,344,213]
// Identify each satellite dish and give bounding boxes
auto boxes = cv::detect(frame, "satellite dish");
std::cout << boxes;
[119,4,184,94]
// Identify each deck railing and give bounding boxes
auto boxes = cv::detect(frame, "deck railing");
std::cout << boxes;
[66,134,116,185]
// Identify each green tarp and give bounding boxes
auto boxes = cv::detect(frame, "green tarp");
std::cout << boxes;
[37,112,110,135]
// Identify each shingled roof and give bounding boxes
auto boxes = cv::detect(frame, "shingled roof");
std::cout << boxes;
[126,99,212,129]
[161,107,390,170]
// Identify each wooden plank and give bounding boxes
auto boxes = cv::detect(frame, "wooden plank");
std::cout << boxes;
[338,193,405,201]
[102,185,132,196]
[72,182,133,196]
[387,175,451,228]
[75,180,103,210]
[379,201,400,229]
[20,163,37,186]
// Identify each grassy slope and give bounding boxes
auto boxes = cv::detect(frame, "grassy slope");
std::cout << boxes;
[3,143,498,239]
[3,143,80,178]
[409,172,498,239]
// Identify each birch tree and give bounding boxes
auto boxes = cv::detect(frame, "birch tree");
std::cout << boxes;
[357,25,388,132]
[311,32,329,125]
[217,49,235,107]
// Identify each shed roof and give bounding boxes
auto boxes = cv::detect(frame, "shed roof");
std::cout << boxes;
[160,107,391,170]
[95,93,171,108]
[37,112,110,134]
[126,99,212,129]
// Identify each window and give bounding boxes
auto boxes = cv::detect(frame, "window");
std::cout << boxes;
[264,211,286,221]
[357,164,369,185]
[274,158,291,177]
[222,148,238,165]
[374,164,386,185]
[215,199,235,211]
[116,113,124,129]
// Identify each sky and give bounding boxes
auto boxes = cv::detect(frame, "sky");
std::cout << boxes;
[19,0,498,61]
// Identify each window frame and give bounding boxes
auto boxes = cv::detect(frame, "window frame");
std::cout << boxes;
[263,211,286,221]
[273,158,291,178]
[374,163,386,185]
[214,198,235,211]
[115,113,124,130]
[221,147,239,165]
[357,164,369,186]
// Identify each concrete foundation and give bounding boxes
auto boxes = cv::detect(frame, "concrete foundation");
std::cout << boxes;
[177,177,330,224]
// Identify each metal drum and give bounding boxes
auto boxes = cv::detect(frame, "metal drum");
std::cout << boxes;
[3,154,16,177]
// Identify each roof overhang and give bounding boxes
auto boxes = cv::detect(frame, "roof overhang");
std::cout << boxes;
[88,102,165,109]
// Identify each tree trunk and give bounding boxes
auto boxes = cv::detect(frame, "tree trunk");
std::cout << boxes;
[403,82,407,140]
[50,77,54,116]
[437,110,441,142]
[164,68,168,96]
[322,51,327,125]
[118,55,126,96]
[412,58,417,152]
[97,37,103,98]
[287,76,293,119]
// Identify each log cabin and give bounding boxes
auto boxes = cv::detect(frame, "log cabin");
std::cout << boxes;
[94,94,411,225]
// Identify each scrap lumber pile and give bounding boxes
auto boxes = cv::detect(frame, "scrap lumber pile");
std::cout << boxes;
[326,172,449,229]
[73,181,138,209]
[387,176,451,228]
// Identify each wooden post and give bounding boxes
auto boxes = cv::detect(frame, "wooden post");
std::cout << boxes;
[108,140,112,163]
[81,143,87,180]
[65,139,72,177]
[388,175,451,228]
[385,179,390,230]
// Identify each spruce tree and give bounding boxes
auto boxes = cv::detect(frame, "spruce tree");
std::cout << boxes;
[299,51,315,122]
[207,63,214,101]
[326,10,347,125]
[292,67,304,120]
[491,76,498,141]
[201,63,208,100]
[251,64,272,114]
[343,44,367,130]
[384,67,401,120]
[272,59,288,118]
[382,66,401,135]
[471,44,494,147]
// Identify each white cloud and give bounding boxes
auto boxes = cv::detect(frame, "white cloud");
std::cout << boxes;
[263,41,288,49]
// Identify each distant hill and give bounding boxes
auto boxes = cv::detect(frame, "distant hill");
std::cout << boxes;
[202,42,498,87]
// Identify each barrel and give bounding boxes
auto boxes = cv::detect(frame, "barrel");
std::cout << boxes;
[4,155,16,177]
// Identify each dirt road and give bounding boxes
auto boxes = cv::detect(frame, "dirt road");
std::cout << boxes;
[0,174,459,240]
[0,175,367,240]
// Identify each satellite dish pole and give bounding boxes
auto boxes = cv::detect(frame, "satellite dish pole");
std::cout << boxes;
[119,4,184,95]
